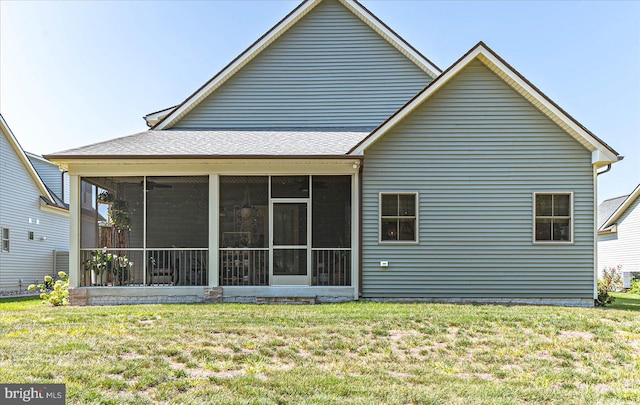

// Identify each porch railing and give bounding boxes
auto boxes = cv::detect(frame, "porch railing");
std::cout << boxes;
[220,249,269,286]
[312,249,351,286]
[80,248,208,287]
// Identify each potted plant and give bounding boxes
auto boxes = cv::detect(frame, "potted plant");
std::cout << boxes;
[84,249,133,286]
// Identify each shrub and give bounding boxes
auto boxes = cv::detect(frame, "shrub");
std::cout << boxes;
[596,265,622,306]
[28,271,69,306]
[629,278,640,295]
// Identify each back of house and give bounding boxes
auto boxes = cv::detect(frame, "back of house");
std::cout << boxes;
[46,0,619,306]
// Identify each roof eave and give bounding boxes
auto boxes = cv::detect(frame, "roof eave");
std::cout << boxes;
[349,41,621,163]
[600,184,640,230]
[153,0,441,130]
[0,115,57,202]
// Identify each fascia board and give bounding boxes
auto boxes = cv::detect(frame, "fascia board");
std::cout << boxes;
[600,184,640,230]
[340,0,441,78]
[350,47,481,155]
[351,43,620,163]
[0,115,56,202]
[154,0,321,130]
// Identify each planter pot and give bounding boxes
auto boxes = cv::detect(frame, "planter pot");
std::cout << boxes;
[91,270,109,286]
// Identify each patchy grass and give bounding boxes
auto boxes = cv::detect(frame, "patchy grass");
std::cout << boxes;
[1,298,639,404]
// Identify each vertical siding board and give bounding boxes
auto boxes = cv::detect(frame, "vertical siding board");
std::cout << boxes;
[361,60,595,299]
[0,131,69,291]
[598,196,640,276]
[174,0,431,129]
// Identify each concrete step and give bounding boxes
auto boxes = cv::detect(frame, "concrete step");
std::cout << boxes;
[255,296,316,305]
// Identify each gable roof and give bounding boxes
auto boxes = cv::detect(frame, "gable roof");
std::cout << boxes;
[599,184,640,232]
[45,128,371,160]
[151,0,441,130]
[349,41,620,166]
[0,114,58,204]
[597,195,628,229]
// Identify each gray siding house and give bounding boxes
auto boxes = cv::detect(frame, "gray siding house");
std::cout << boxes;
[0,115,69,292]
[46,0,619,306]
[598,184,640,288]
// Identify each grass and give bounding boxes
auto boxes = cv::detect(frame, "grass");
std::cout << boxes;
[1,297,639,404]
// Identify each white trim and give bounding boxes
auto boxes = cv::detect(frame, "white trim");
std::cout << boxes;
[63,159,361,177]
[351,172,359,300]
[599,183,640,231]
[378,192,419,244]
[1,227,10,253]
[270,198,311,286]
[69,175,80,288]
[0,114,57,202]
[339,0,440,78]
[209,174,219,287]
[593,166,598,299]
[154,0,439,130]
[40,204,70,217]
[532,192,574,245]
[350,44,618,164]
[155,0,321,130]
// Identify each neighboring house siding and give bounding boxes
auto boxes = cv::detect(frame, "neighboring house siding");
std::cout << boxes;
[28,155,63,198]
[0,134,69,291]
[175,0,431,129]
[361,60,595,299]
[598,196,640,277]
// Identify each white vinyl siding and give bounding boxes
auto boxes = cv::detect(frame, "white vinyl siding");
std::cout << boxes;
[598,195,640,280]
[361,59,595,299]
[1,228,9,252]
[174,0,431,129]
[0,127,69,291]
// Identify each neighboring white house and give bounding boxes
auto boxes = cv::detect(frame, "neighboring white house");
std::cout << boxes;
[0,114,70,292]
[598,184,640,288]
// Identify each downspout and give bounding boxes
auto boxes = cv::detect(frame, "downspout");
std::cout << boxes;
[358,163,363,298]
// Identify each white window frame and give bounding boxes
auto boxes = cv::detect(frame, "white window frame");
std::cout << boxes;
[532,192,574,244]
[1,227,9,252]
[379,192,419,244]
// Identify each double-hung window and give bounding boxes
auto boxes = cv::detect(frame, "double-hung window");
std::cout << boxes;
[534,193,572,243]
[380,193,417,242]
[1,228,9,252]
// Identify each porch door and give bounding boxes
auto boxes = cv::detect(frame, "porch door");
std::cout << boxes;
[271,201,309,285]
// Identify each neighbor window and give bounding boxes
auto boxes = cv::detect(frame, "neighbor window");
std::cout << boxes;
[380,193,417,242]
[534,193,572,243]
[1,228,9,252]
[28,231,34,241]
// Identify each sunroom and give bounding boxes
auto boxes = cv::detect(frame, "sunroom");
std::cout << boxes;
[57,154,362,304]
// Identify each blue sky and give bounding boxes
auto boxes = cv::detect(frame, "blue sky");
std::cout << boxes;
[1,0,638,203]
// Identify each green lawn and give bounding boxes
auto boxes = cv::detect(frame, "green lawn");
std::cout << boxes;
[1,297,639,404]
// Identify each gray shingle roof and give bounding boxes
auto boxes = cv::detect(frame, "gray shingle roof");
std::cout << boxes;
[46,128,373,159]
[598,195,628,229]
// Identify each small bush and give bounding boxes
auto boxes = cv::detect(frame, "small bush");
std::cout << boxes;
[28,271,69,306]
[596,265,622,305]
[629,278,640,295]
[596,265,623,306]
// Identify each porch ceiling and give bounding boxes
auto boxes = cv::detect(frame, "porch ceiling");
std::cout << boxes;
[45,128,373,159]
